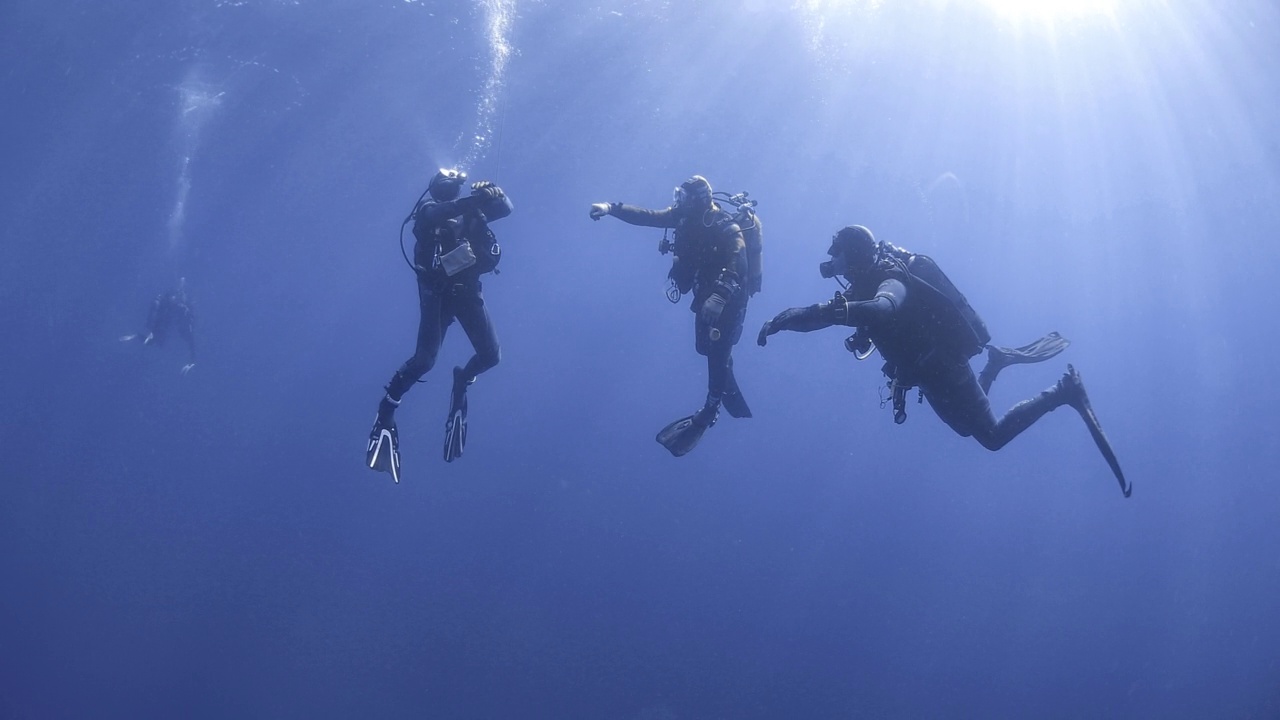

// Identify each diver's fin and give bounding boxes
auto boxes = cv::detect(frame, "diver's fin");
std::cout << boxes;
[980,332,1072,391]
[1060,364,1130,498]
[992,331,1071,365]
[443,367,470,463]
[656,415,708,457]
[655,405,718,458]
[722,364,753,419]
[721,389,752,419]
[366,415,402,484]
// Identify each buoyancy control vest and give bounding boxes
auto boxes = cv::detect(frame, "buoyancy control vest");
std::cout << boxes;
[853,246,990,372]
[400,189,512,281]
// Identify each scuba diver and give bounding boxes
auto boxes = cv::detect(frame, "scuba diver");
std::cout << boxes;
[589,175,760,457]
[756,225,1130,497]
[366,168,513,484]
[119,277,196,375]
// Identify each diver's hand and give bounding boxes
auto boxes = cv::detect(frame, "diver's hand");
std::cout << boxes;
[180,363,196,376]
[700,293,726,327]
[757,322,773,347]
[589,203,612,220]
[752,304,803,345]
[471,182,502,200]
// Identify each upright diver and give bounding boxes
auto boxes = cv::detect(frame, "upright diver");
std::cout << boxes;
[757,225,1129,496]
[120,277,197,375]
[589,175,757,457]
[366,168,513,483]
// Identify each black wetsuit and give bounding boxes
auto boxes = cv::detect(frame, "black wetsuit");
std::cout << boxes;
[765,253,1070,451]
[383,195,502,402]
[145,291,196,363]
[609,202,749,403]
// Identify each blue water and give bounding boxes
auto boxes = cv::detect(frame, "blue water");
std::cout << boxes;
[3,1,1279,718]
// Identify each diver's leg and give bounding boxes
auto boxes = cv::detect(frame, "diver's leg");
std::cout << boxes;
[697,313,728,409]
[717,305,751,418]
[923,357,1071,452]
[179,322,196,365]
[654,314,725,457]
[382,281,447,415]
[441,284,497,463]
[369,281,446,480]
[920,357,999,442]
[973,372,1079,451]
[453,284,501,384]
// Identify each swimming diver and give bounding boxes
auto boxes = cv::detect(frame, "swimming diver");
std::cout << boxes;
[589,175,752,457]
[120,277,196,376]
[366,168,512,483]
[756,225,1130,496]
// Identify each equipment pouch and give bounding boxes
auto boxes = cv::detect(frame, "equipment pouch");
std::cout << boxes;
[439,241,477,276]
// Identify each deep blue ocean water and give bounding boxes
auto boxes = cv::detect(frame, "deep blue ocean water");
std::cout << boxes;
[3,1,1279,718]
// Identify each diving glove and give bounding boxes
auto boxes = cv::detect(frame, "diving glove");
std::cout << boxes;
[700,293,726,327]
[471,181,502,200]
[589,203,612,220]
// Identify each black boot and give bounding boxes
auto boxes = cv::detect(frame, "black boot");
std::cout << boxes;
[377,392,400,424]
[694,391,722,429]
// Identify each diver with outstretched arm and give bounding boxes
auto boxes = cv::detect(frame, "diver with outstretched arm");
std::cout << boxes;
[589,175,753,457]
[757,225,1129,496]
[366,168,513,483]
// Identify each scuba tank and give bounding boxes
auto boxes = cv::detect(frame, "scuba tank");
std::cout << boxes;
[900,253,990,358]
[714,191,763,296]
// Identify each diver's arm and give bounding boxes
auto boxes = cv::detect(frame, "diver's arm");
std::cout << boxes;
[757,303,840,345]
[719,222,748,280]
[840,278,907,326]
[415,189,499,226]
[757,280,907,346]
[602,204,679,229]
[417,196,482,224]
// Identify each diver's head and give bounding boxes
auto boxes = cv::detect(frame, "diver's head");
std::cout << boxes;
[820,225,877,279]
[673,175,714,214]
[428,167,467,202]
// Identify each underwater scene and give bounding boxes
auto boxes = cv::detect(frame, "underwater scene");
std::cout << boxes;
[2,0,1279,717]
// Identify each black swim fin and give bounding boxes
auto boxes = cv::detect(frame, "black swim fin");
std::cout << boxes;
[721,389,752,419]
[443,367,470,463]
[366,415,402,484]
[1061,364,1130,498]
[656,404,719,458]
[980,332,1071,392]
[722,364,753,419]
